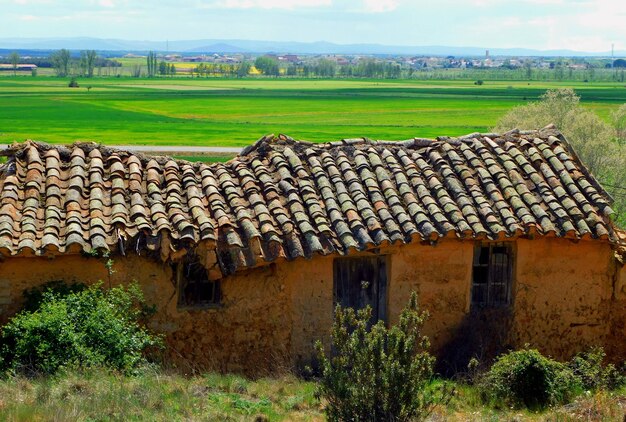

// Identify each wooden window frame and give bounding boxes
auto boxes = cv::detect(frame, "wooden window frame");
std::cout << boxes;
[471,242,514,309]
[176,255,222,310]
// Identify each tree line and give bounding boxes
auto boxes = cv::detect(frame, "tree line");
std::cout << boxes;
[5,49,626,82]
[46,49,120,77]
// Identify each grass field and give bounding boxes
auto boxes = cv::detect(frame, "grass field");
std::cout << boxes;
[1,77,625,148]
[0,369,624,421]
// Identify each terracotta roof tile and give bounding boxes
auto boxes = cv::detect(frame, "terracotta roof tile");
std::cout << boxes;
[0,127,619,275]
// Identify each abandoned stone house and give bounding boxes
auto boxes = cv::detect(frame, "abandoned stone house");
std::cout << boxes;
[0,126,624,373]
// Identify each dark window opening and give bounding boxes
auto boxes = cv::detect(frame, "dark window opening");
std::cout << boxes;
[333,255,388,325]
[471,242,513,308]
[177,254,221,308]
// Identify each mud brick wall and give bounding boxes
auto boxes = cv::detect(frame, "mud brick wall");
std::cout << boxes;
[0,237,623,373]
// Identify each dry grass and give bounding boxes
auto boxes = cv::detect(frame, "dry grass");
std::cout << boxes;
[433,384,626,421]
[0,369,623,421]
[0,368,323,421]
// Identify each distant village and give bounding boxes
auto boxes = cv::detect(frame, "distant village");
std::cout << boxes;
[1,48,624,80]
[121,49,622,70]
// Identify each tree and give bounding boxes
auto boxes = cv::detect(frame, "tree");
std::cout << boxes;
[613,59,626,68]
[494,88,626,227]
[524,60,532,80]
[316,59,336,78]
[168,63,176,76]
[586,64,595,82]
[80,50,97,77]
[9,51,20,76]
[612,104,626,147]
[255,56,279,76]
[236,61,251,78]
[286,64,297,76]
[159,60,167,76]
[51,49,71,77]
[553,61,564,81]
[146,51,157,77]
[131,64,142,78]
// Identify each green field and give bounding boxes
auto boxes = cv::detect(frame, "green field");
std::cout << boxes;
[1,77,625,147]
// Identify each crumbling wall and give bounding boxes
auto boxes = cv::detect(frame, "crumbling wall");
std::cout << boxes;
[287,240,474,369]
[285,255,334,368]
[0,254,291,375]
[1,236,623,374]
[512,238,616,360]
[386,240,473,352]
[606,255,626,361]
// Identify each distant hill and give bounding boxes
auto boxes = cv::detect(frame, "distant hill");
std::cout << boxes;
[0,37,623,57]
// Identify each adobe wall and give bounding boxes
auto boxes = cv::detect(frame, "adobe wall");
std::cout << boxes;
[0,236,623,374]
[287,240,475,367]
[512,238,618,360]
[287,237,625,368]
[0,254,291,374]
[607,255,626,360]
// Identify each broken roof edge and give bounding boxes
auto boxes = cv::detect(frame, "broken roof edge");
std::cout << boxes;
[0,124,567,163]
[1,125,616,209]
[238,126,564,158]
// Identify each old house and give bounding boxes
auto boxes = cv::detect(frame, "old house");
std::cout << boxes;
[0,126,624,373]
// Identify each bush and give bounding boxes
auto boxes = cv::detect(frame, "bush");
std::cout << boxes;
[493,88,626,227]
[22,280,86,312]
[0,282,161,375]
[68,77,79,88]
[315,292,451,422]
[480,348,581,409]
[569,347,625,391]
[474,80,484,85]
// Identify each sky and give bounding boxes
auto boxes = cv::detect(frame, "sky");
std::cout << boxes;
[0,0,624,52]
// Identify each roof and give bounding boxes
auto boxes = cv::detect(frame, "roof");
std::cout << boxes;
[0,126,618,276]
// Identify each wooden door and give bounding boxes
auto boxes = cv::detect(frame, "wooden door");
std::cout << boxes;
[333,256,388,324]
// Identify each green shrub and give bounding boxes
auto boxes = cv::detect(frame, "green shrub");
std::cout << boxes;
[22,280,87,312]
[315,292,452,422]
[481,348,581,409]
[0,282,162,375]
[68,77,79,88]
[569,347,625,391]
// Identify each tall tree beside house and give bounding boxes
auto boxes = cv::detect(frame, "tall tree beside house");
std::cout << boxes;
[9,51,20,76]
[80,50,97,78]
[612,104,626,147]
[51,49,71,77]
[494,88,626,227]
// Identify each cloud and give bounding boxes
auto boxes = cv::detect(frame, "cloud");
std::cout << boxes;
[362,0,398,12]
[470,0,563,5]
[12,0,53,4]
[215,0,331,9]
[18,14,39,20]
[99,0,115,7]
